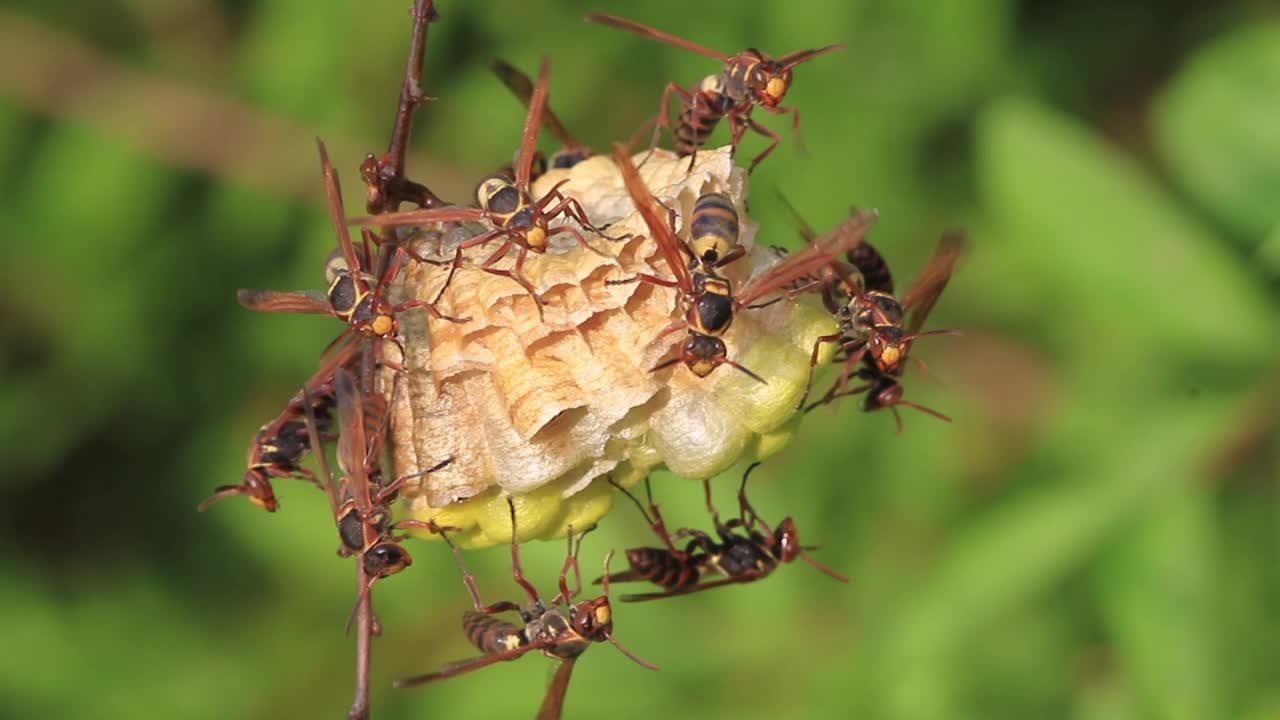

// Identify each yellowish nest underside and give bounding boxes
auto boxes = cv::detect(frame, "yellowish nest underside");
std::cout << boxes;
[381,147,837,547]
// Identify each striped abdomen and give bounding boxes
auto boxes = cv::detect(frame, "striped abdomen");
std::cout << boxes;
[462,611,525,655]
[846,241,894,295]
[623,547,705,591]
[675,91,734,157]
[689,192,740,266]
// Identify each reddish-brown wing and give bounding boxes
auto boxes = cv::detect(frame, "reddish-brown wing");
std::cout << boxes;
[516,58,551,190]
[735,209,878,307]
[393,639,553,689]
[253,340,359,449]
[902,230,965,335]
[620,572,765,602]
[535,657,577,720]
[316,139,364,278]
[585,14,729,62]
[348,206,489,228]
[492,59,584,154]
[237,288,331,315]
[611,143,693,292]
[334,367,373,515]
[778,44,846,69]
[301,382,343,515]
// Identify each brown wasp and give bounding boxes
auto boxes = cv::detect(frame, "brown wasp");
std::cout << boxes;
[197,339,368,513]
[801,228,967,431]
[353,58,616,312]
[303,366,453,598]
[491,58,594,177]
[586,13,844,172]
[610,143,876,383]
[237,139,466,356]
[771,193,895,317]
[598,463,848,601]
[396,499,657,719]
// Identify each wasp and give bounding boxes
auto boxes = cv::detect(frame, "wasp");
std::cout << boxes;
[353,59,616,313]
[395,499,656,719]
[491,58,593,177]
[238,139,467,355]
[586,13,843,172]
[802,230,966,431]
[198,339,370,513]
[303,367,453,595]
[599,463,848,601]
[610,143,876,383]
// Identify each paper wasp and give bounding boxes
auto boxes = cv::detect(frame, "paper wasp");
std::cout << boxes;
[491,58,593,176]
[197,339,372,513]
[396,499,656,719]
[238,139,467,351]
[353,59,616,312]
[803,230,966,431]
[610,143,876,383]
[586,13,843,172]
[304,367,453,596]
[598,464,848,601]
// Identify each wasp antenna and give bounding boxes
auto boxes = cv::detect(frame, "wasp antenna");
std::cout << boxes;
[606,633,660,671]
[725,359,768,385]
[797,549,850,583]
[901,401,952,424]
[650,357,682,374]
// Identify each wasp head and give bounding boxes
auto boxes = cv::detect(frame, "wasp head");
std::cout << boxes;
[775,517,801,563]
[682,333,728,377]
[240,470,279,512]
[362,542,412,579]
[863,374,903,413]
[753,61,793,107]
[570,595,613,643]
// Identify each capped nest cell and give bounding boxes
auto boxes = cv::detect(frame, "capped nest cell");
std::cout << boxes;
[381,147,837,547]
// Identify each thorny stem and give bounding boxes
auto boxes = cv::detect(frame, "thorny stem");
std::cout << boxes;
[351,3,440,719]
[382,0,438,199]
[349,562,373,720]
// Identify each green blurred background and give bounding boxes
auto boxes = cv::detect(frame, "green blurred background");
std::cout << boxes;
[2,1,1279,718]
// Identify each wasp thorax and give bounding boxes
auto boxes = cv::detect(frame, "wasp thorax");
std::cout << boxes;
[477,176,522,215]
[384,148,842,547]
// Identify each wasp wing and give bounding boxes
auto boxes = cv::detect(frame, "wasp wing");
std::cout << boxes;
[493,59,584,155]
[586,14,729,62]
[735,209,878,308]
[236,288,330,315]
[535,658,577,720]
[394,639,551,689]
[902,230,965,335]
[349,206,489,228]
[778,44,846,69]
[611,143,693,292]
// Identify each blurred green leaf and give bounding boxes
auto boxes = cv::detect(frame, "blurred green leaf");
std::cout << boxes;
[872,397,1241,720]
[1093,486,1221,720]
[1154,21,1280,243]
[1257,221,1280,276]
[977,96,1277,362]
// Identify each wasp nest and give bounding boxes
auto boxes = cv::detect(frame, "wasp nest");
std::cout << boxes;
[383,147,837,548]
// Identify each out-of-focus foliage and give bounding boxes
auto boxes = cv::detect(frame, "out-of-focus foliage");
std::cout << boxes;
[0,2,1276,719]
